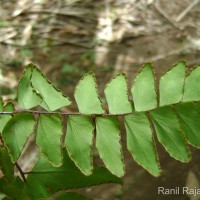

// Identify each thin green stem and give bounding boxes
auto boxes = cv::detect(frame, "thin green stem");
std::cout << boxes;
[15,162,27,182]
[0,136,26,182]
[0,110,133,116]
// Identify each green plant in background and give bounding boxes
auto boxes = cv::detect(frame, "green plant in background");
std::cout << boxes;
[2,49,33,70]
[0,61,200,199]
[0,20,5,28]
[81,51,95,63]
[20,49,33,59]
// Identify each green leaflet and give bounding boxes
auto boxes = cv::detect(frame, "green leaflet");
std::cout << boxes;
[36,114,63,167]
[3,61,200,188]
[159,61,186,106]
[25,150,122,200]
[150,106,191,162]
[2,113,35,162]
[30,64,71,111]
[0,147,14,180]
[175,103,200,148]
[124,112,161,176]
[96,116,124,177]
[17,65,42,109]
[74,72,104,114]
[0,177,28,200]
[183,66,200,102]
[0,97,3,111]
[0,194,6,200]
[53,192,90,200]
[0,102,14,133]
[131,63,157,111]
[65,115,94,175]
[104,73,132,114]
[1,197,10,200]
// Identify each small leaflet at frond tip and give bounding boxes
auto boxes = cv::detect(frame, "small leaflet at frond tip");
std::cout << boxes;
[30,64,71,111]
[17,64,43,109]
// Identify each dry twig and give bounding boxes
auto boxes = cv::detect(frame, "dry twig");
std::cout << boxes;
[176,0,200,22]
[154,0,179,29]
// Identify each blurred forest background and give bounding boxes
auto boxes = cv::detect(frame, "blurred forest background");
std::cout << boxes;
[1,0,200,200]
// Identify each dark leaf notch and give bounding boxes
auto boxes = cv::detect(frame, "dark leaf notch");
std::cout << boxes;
[1,61,200,199]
